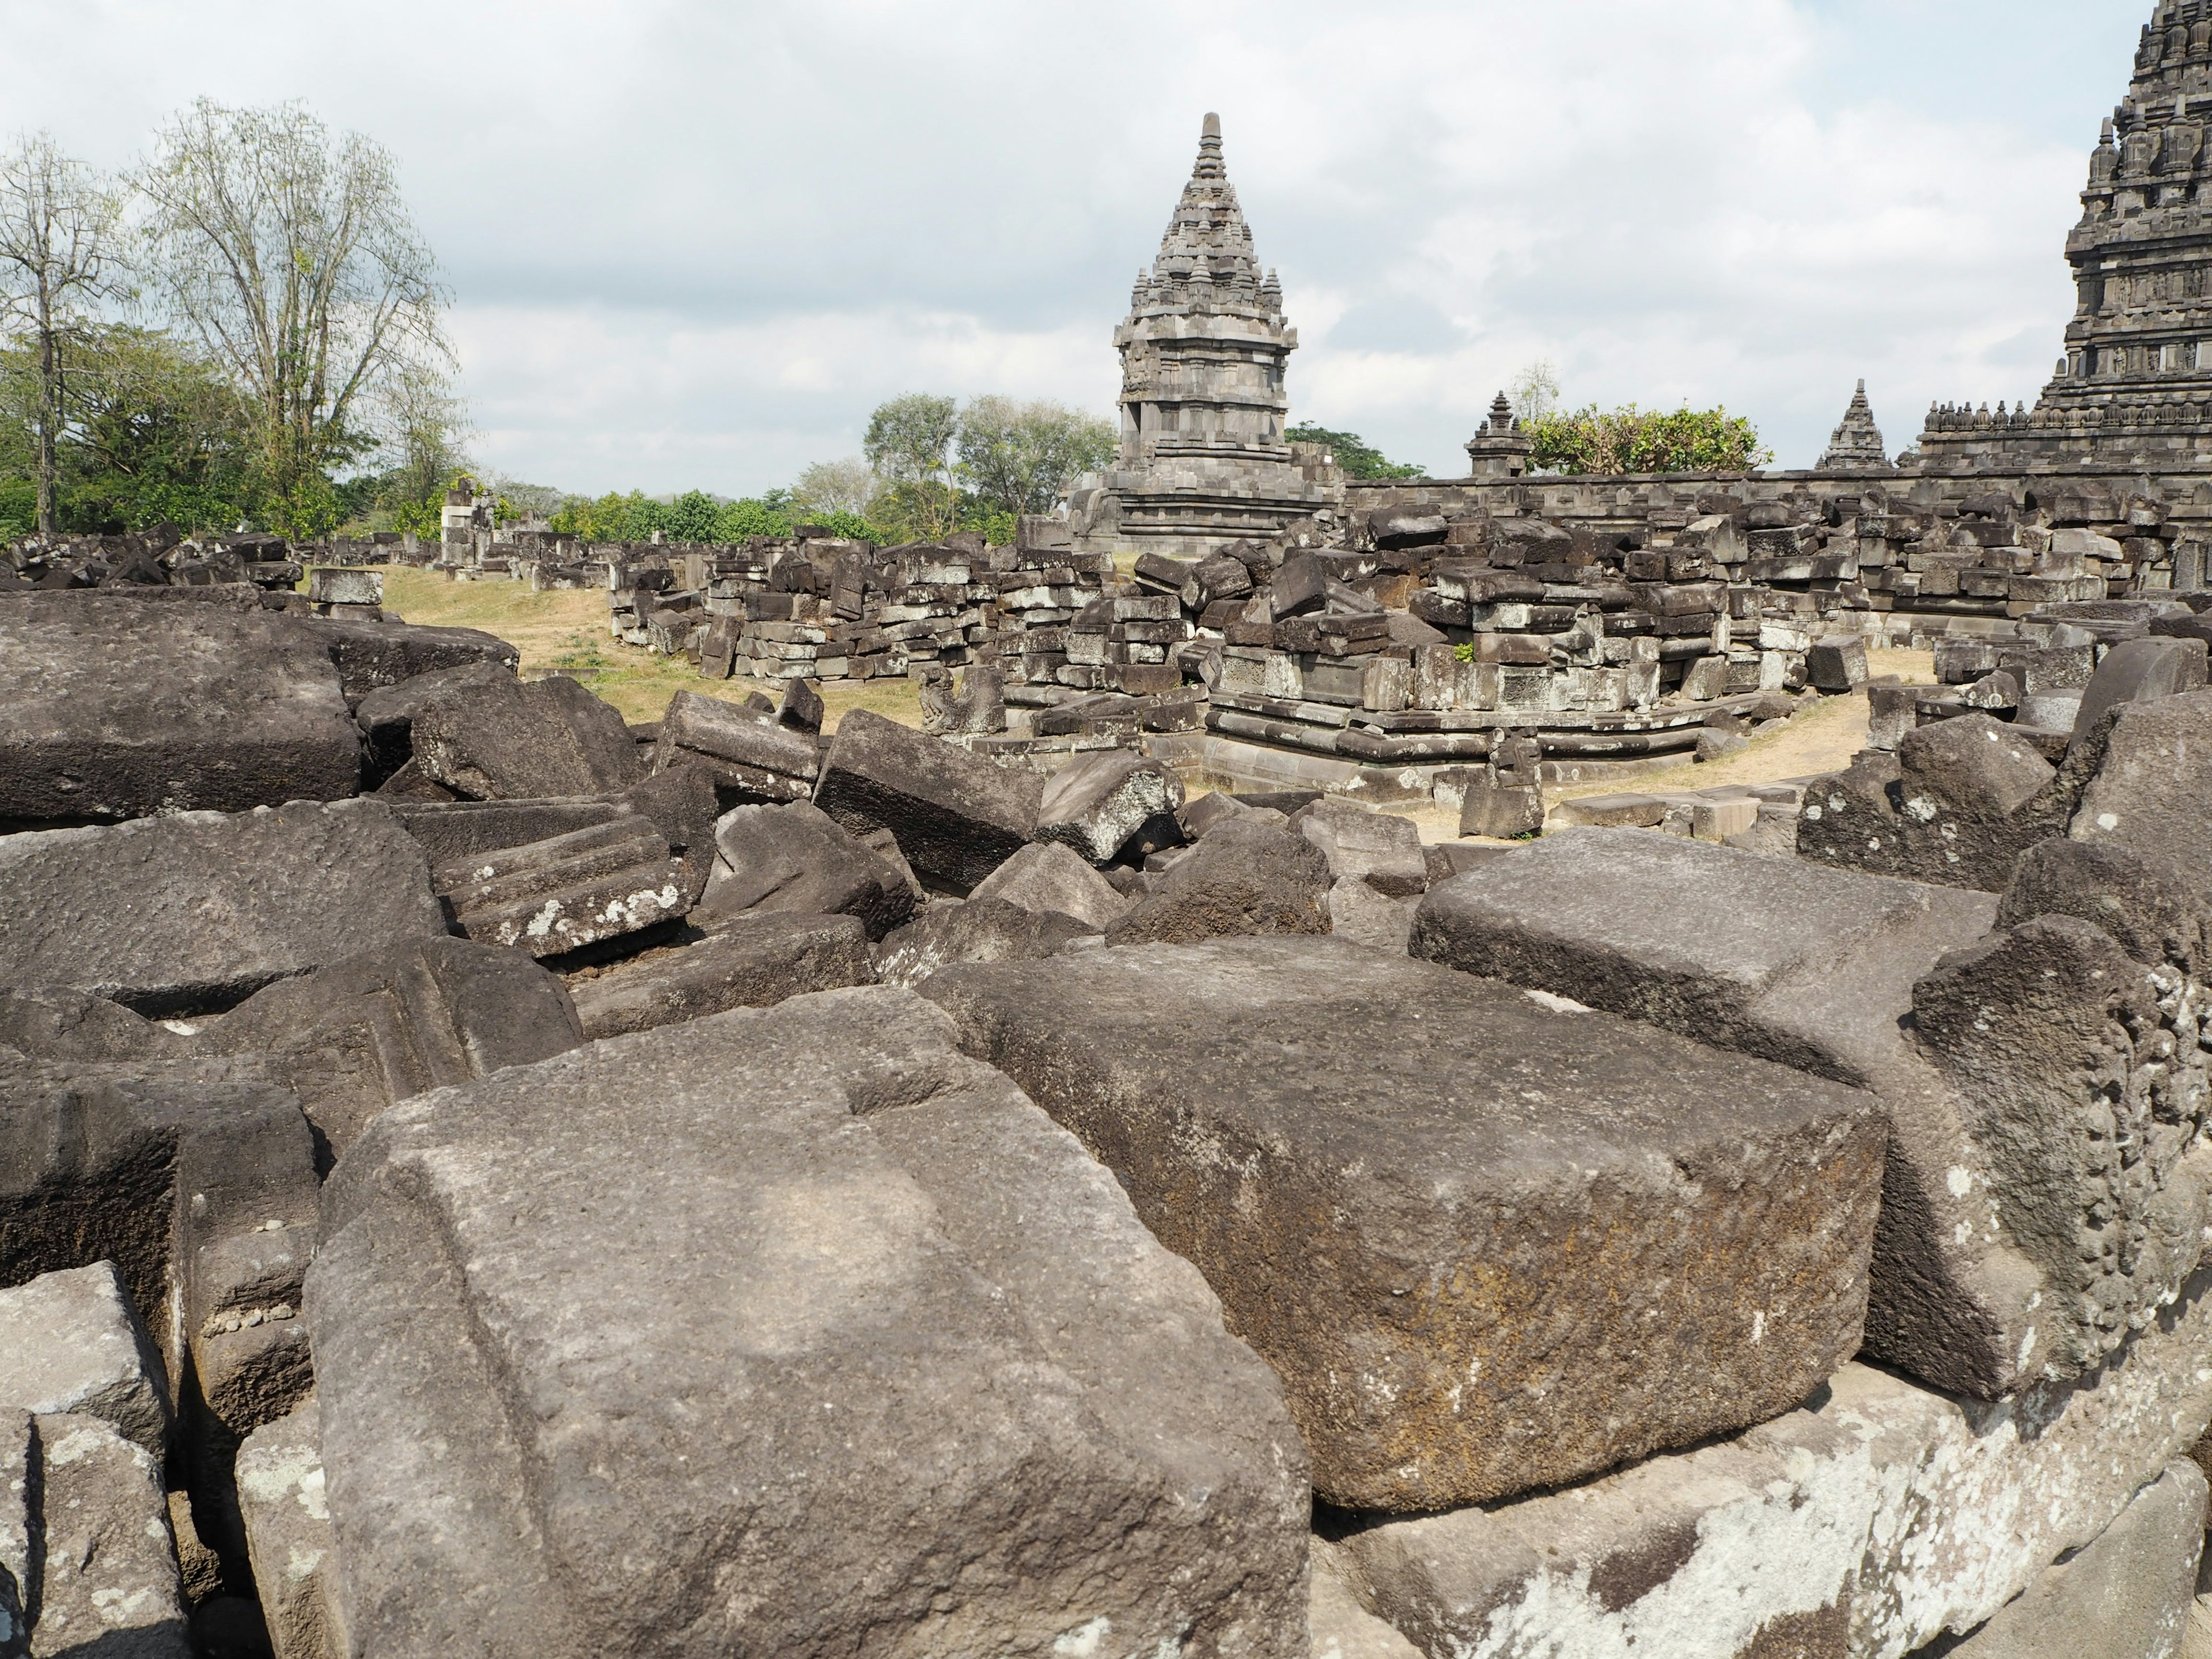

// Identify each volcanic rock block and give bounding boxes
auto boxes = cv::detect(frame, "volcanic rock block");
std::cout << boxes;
[2070,634,2209,749]
[698,801,916,940]
[1939,1461,2204,1658]
[567,912,877,1040]
[966,842,1131,930]
[1342,1262,2212,1659]
[203,934,586,1165]
[1460,779,1544,840]
[308,989,1309,1657]
[2070,687,2212,874]
[1411,827,2212,1397]
[0,800,446,1017]
[435,817,686,960]
[812,709,1043,892]
[1104,819,1331,946]
[778,675,824,734]
[353,661,516,790]
[1309,1541,1423,1659]
[0,592,362,827]
[872,898,1098,988]
[0,987,178,1062]
[652,688,819,802]
[10,1409,190,1656]
[921,938,1887,1510]
[301,614,518,703]
[389,797,624,868]
[237,1398,342,1659]
[1325,878,1416,953]
[0,1263,169,1459]
[1806,634,1869,691]
[1031,750,1185,864]
[1293,799,1427,897]
[411,674,645,801]
[1998,836,2212,969]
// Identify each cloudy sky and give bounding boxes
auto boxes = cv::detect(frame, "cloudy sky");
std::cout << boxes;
[0,0,2157,492]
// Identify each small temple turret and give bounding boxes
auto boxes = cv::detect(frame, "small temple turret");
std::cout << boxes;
[1816,381,1892,472]
[1464,392,1533,478]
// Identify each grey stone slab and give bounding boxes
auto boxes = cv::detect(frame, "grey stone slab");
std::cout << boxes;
[1325,878,1415,952]
[411,673,645,801]
[567,912,876,1039]
[1032,750,1184,863]
[309,988,1308,1657]
[653,688,821,791]
[965,841,1131,930]
[2070,635,2210,751]
[29,1411,188,1656]
[353,661,516,787]
[0,592,362,827]
[435,816,686,959]
[873,898,1097,988]
[921,939,1886,1510]
[237,1397,342,1659]
[298,615,517,704]
[1294,800,1428,897]
[204,934,585,1164]
[812,709,1043,892]
[2071,687,2212,877]
[0,801,446,1017]
[0,989,179,1063]
[1309,1540,1422,1659]
[389,798,624,868]
[1105,818,1332,945]
[1341,1263,2212,1659]
[697,801,915,940]
[0,1264,168,1461]
[1410,828,2207,1397]
[1,1409,25,1659]
[1935,1461,2204,1658]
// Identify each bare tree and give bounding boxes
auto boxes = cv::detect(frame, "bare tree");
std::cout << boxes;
[790,456,877,518]
[136,100,452,526]
[0,133,127,535]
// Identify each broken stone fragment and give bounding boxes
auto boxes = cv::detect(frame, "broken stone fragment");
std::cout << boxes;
[0,1263,170,1460]
[652,688,819,801]
[1104,818,1331,945]
[236,1396,342,1659]
[922,937,1885,1510]
[1031,750,1186,865]
[698,800,916,940]
[872,897,1097,988]
[812,709,1042,892]
[308,988,1308,1655]
[411,673,645,800]
[353,660,517,790]
[435,816,687,960]
[1325,877,1416,952]
[2068,634,2209,751]
[10,1408,190,1657]
[965,841,1131,931]
[1291,798,1428,897]
[567,912,877,1040]
[0,800,448,1017]
[2069,685,2212,873]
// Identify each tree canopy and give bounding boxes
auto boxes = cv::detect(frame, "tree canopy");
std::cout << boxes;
[1283,422,1425,480]
[1526,404,1771,476]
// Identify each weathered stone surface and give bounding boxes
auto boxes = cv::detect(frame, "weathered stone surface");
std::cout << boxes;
[389,797,623,868]
[0,987,177,1062]
[1340,1263,2212,1659]
[1032,751,1185,864]
[353,661,516,790]
[309,988,1309,1656]
[2070,687,2212,875]
[922,939,1886,1510]
[698,800,916,940]
[653,688,819,801]
[237,1397,342,1659]
[203,934,585,1164]
[1411,828,2210,1396]
[0,800,446,1016]
[1325,877,1415,953]
[965,840,1131,930]
[1998,835,2212,969]
[24,1410,190,1656]
[873,897,1097,988]
[411,674,645,801]
[301,614,517,704]
[1105,819,1332,946]
[0,592,362,827]
[1310,1540,1422,1659]
[812,709,1042,892]
[567,912,876,1039]
[1460,779,1544,839]
[1293,800,1427,897]
[2069,634,2210,750]
[0,1264,169,1460]
[435,816,686,960]
[1938,1460,2203,1658]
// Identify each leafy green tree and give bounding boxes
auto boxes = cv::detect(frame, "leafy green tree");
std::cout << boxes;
[1509,361,1562,424]
[666,488,723,542]
[1283,422,1423,480]
[864,393,961,540]
[1527,405,1771,475]
[59,325,255,531]
[955,397,1115,516]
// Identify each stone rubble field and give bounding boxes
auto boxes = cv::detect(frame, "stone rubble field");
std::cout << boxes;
[8,580,2212,1658]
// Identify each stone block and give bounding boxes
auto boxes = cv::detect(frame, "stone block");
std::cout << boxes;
[1343,1264,2212,1659]
[203,934,588,1162]
[873,897,1099,988]
[2071,635,2210,753]
[966,841,1131,930]
[308,989,1308,1656]
[1459,779,1543,839]
[697,800,916,940]
[568,912,876,1040]
[2071,687,2212,874]
[389,797,624,867]
[14,1409,190,1656]
[0,592,362,827]
[411,673,645,800]
[1032,750,1185,865]
[1679,654,1730,700]
[237,1397,342,1659]
[1868,680,1919,750]
[0,1263,169,1459]
[437,815,686,959]
[1325,877,1416,952]
[303,613,518,703]
[1807,634,1869,691]
[1691,797,1759,842]
[921,938,1885,1510]
[0,800,446,1017]
[1293,798,1428,897]
[0,986,178,1062]
[1104,819,1331,946]
[652,688,820,800]
[1410,827,2212,1396]
[352,661,514,789]
[812,709,1043,892]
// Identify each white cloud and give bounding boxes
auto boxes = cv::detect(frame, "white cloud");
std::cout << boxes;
[0,0,2155,490]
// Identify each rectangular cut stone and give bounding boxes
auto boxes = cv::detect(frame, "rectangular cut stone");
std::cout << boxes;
[921,938,1887,1510]
[237,1397,343,1659]
[1342,1261,2212,1659]
[653,688,821,786]
[567,912,877,1040]
[811,709,1043,891]
[0,592,362,827]
[0,801,446,1016]
[26,1411,190,1655]
[1410,828,2207,1399]
[0,1263,169,1460]
[308,988,1308,1657]
[435,817,687,959]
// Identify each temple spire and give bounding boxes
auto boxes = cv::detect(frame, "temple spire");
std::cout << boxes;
[1195,112,1225,181]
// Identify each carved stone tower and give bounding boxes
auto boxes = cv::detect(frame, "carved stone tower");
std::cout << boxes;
[1816,382,1892,472]
[1067,115,1342,560]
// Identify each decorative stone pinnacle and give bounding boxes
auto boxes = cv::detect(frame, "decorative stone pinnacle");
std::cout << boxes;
[1195,113,1226,181]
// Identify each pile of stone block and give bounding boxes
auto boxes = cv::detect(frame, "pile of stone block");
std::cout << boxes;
[7,525,308,593]
[14,574,2212,1655]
